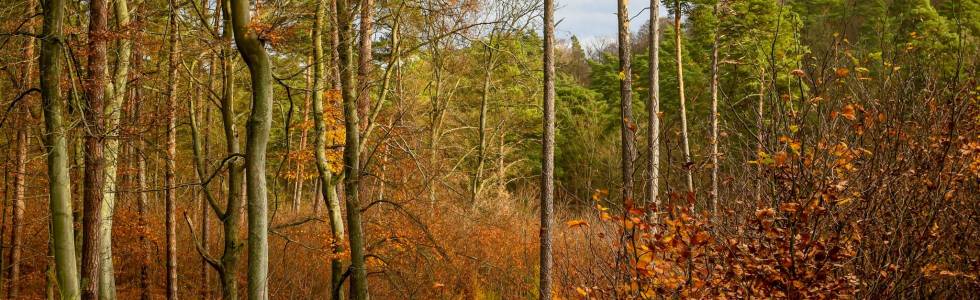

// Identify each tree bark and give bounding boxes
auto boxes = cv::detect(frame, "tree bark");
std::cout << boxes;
[216,1,244,297]
[127,12,151,298]
[357,0,374,125]
[618,0,636,204]
[293,57,313,212]
[472,39,493,206]
[98,0,133,296]
[675,0,695,198]
[647,0,661,222]
[8,0,36,297]
[164,1,180,299]
[539,0,556,298]
[41,0,80,295]
[755,69,765,205]
[81,0,110,296]
[313,0,347,298]
[228,0,274,297]
[709,2,721,214]
[338,0,369,298]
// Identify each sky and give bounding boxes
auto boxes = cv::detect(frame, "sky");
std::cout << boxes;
[554,0,666,50]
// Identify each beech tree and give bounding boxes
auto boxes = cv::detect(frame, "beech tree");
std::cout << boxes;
[39,0,81,295]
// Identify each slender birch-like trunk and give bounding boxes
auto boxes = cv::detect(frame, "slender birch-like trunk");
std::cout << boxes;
[709,2,721,214]
[473,39,494,206]
[756,69,765,205]
[647,0,661,220]
[675,0,695,198]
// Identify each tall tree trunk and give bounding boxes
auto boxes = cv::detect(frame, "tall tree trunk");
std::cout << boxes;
[41,0,80,295]
[357,0,374,125]
[9,112,27,300]
[164,1,180,298]
[617,0,636,204]
[539,0,556,297]
[675,0,695,198]
[293,57,313,212]
[8,0,36,296]
[127,12,151,298]
[81,0,110,296]
[201,54,214,300]
[472,40,493,206]
[755,69,765,205]
[312,0,347,298]
[98,0,133,296]
[338,0,369,298]
[647,0,661,222]
[229,0,274,297]
[709,2,721,214]
[189,75,219,299]
[216,1,244,298]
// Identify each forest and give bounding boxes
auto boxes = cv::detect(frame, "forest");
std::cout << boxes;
[0,0,978,298]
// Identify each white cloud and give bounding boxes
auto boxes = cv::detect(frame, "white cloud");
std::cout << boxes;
[554,0,665,47]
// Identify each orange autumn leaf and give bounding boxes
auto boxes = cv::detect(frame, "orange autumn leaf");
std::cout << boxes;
[566,220,588,228]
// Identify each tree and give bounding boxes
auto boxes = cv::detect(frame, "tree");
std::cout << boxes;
[7,0,36,297]
[709,1,721,214]
[228,0,275,296]
[647,0,661,220]
[674,0,695,197]
[539,0,556,298]
[39,0,81,295]
[81,0,110,296]
[164,1,180,298]
[617,0,636,206]
[312,0,347,297]
[338,0,369,297]
[98,0,134,295]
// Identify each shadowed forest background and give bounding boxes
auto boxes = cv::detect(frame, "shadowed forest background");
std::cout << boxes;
[0,0,978,298]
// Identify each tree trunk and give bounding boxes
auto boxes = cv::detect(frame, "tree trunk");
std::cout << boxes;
[755,69,765,205]
[165,1,180,298]
[98,0,133,296]
[128,12,151,298]
[9,114,28,300]
[647,0,661,222]
[81,0,110,296]
[229,0,274,297]
[473,40,493,206]
[312,0,347,298]
[357,0,374,125]
[215,0,244,297]
[617,0,636,204]
[8,0,35,296]
[675,0,695,198]
[338,0,369,298]
[293,56,313,212]
[539,0,556,298]
[41,0,81,295]
[709,2,721,214]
